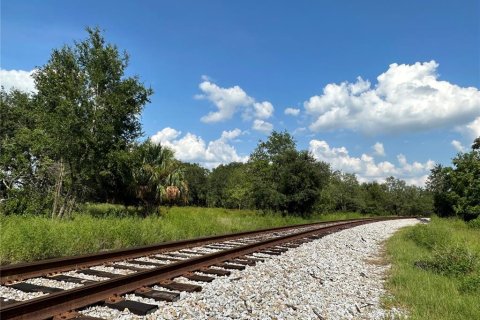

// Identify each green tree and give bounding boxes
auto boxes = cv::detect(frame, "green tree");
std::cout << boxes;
[361,181,388,215]
[0,89,53,214]
[277,150,330,216]
[182,163,209,206]
[132,141,186,214]
[321,172,364,213]
[33,27,153,217]
[206,162,251,209]
[427,139,480,220]
[248,131,330,216]
[248,131,296,212]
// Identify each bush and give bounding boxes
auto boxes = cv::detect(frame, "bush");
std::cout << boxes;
[415,245,478,277]
[405,223,451,249]
[467,217,480,229]
[0,189,52,216]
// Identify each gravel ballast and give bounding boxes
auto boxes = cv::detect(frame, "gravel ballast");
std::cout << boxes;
[78,218,419,320]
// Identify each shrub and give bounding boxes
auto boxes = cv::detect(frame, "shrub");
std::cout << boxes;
[467,217,480,229]
[414,245,478,277]
[405,223,451,249]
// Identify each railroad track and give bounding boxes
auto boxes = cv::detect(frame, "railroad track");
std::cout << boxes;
[0,217,406,320]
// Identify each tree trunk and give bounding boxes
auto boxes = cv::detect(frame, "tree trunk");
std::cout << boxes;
[52,159,65,218]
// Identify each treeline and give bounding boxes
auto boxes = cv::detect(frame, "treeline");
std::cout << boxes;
[1,28,477,220]
[180,131,433,217]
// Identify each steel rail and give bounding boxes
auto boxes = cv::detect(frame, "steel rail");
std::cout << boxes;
[0,217,406,320]
[0,217,384,283]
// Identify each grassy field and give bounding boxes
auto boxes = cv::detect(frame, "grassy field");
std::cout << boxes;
[384,216,480,320]
[0,205,369,264]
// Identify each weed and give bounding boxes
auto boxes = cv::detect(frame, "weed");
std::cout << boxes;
[0,206,371,264]
[414,245,478,277]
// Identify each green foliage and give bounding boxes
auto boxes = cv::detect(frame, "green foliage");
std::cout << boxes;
[320,172,364,213]
[385,217,480,320]
[415,245,478,277]
[207,162,251,209]
[0,206,367,264]
[182,163,208,206]
[467,216,480,229]
[80,203,143,218]
[131,140,187,211]
[427,138,480,221]
[277,150,330,216]
[248,131,330,216]
[1,27,153,218]
[405,223,451,249]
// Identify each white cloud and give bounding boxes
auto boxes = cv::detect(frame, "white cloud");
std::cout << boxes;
[252,101,274,119]
[221,128,242,140]
[196,80,274,123]
[372,142,385,156]
[451,140,466,152]
[309,139,435,186]
[0,69,36,93]
[196,81,254,123]
[284,107,300,116]
[252,119,274,134]
[151,127,181,142]
[305,61,480,135]
[466,117,480,140]
[151,127,247,169]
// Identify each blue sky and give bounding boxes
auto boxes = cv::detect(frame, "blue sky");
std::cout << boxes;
[1,0,479,185]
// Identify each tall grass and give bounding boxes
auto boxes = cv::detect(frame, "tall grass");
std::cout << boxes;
[0,206,369,264]
[385,216,480,320]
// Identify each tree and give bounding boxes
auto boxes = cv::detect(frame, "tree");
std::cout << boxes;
[248,131,330,216]
[427,139,480,220]
[206,162,251,209]
[426,164,456,217]
[320,172,364,213]
[132,141,187,214]
[33,27,153,217]
[361,181,388,215]
[277,150,330,216]
[0,89,54,214]
[182,163,209,206]
[248,131,296,213]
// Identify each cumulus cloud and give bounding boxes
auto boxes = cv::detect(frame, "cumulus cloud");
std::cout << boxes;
[284,107,300,116]
[220,128,242,140]
[309,139,435,186]
[196,80,274,124]
[252,101,274,119]
[304,61,480,135]
[252,119,274,134]
[465,117,480,140]
[451,140,466,152]
[372,142,385,156]
[196,81,253,123]
[151,127,247,168]
[0,69,36,93]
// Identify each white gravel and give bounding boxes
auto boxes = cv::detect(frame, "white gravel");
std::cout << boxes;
[79,218,419,320]
[0,284,47,301]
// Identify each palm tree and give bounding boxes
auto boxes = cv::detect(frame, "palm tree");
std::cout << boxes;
[132,140,187,213]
